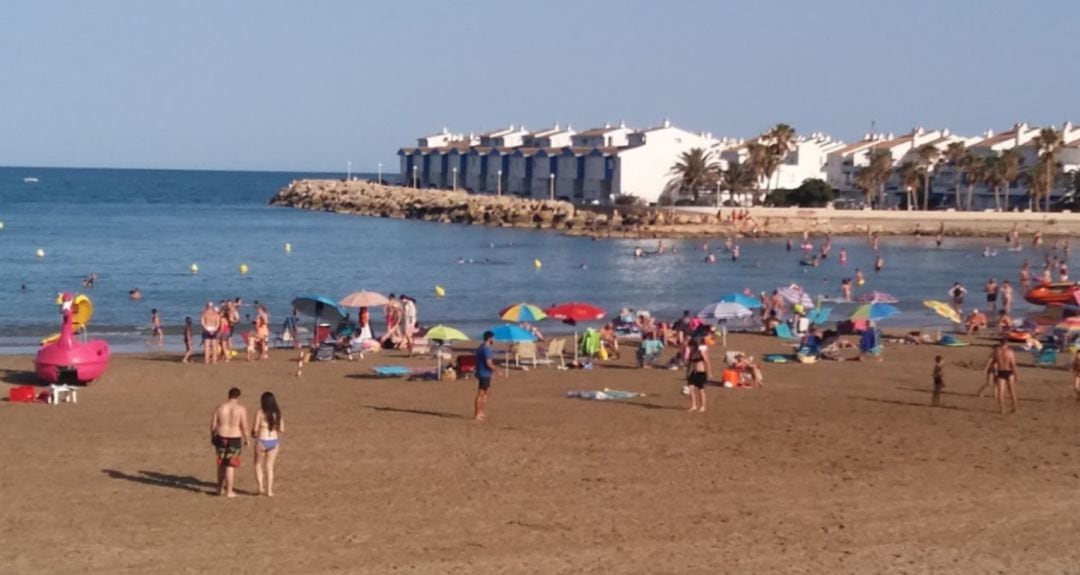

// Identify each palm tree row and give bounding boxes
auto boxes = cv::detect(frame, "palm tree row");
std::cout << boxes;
[667,123,798,205]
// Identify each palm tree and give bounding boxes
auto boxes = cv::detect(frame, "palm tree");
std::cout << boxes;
[960,150,982,211]
[943,142,967,209]
[746,141,773,205]
[1032,127,1063,212]
[720,159,755,206]
[915,144,940,211]
[1027,160,1064,212]
[983,155,1005,211]
[667,148,719,203]
[898,161,921,210]
[764,124,797,190]
[855,149,894,208]
[999,149,1022,212]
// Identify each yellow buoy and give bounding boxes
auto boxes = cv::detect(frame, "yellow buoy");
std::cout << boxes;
[533,258,542,269]
[435,285,446,297]
[35,248,45,259]
[285,242,292,253]
[239,264,249,275]
[190,263,199,274]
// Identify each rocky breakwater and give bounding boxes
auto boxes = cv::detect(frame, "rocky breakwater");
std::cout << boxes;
[269,180,725,237]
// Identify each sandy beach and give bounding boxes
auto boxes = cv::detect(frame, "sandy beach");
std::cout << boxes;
[3,334,1080,574]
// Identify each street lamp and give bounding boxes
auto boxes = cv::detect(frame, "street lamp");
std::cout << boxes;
[452,167,458,191]
[412,165,418,188]
[347,161,351,181]
[716,181,721,208]
[377,163,382,184]
[497,169,502,196]
[549,173,555,200]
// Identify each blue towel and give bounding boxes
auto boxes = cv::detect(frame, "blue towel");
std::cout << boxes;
[372,366,411,376]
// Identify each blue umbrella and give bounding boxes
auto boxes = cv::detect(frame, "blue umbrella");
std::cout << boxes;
[488,324,536,343]
[292,295,347,344]
[486,324,536,375]
[718,293,762,309]
[850,302,899,322]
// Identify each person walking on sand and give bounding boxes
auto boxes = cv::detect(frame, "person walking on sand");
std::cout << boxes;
[686,335,711,412]
[986,340,1019,414]
[211,387,249,497]
[181,317,194,363]
[949,282,967,315]
[146,308,164,350]
[932,355,946,407]
[201,302,221,365]
[474,331,497,422]
[1000,281,1014,314]
[251,392,284,497]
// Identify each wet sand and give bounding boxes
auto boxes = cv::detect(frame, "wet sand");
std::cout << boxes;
[2,334,1079,574]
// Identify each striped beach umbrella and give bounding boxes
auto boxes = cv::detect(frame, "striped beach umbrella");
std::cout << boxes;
[499,303,547,322]
[777,285,814,308]
[924,300,961,323]
[850,302,899,322]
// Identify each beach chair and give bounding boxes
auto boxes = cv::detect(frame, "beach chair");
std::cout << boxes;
[274,329,295,349]
[1033,348,1058,367]
[543,339,566,368]
[515,341,541,367]
[775,324,800,341]
[637,339,664,368]
[807,307,832,327]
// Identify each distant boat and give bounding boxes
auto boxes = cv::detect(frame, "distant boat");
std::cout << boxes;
[23,177,39,183]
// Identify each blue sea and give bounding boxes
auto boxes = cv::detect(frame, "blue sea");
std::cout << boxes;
[0,166,1052,353]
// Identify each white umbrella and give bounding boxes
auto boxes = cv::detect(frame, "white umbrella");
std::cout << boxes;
[697,302,752,321]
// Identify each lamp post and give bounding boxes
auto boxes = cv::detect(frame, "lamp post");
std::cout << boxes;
[347,161,351,181]
[549,173,555,200]
[377,163,382,184]
[716,181,721,208]
[452,167,458,191]
[412,165,418,188]
[497,169,502,196]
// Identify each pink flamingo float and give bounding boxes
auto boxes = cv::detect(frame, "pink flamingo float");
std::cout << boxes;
[34,292,110,384]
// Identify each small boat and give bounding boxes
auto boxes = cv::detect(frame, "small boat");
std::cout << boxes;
[23,177,39,183]
[1024,282,1079,306]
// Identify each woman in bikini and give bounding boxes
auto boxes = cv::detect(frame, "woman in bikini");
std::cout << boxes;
[251,392,285,496]
[685,336,712,413]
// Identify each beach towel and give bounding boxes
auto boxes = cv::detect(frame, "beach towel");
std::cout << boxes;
[371,365,412,377]
[566,389,646,401]
[937,335,969,347]
[763,354,789,363]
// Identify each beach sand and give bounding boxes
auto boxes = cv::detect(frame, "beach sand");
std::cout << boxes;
[2,335,1079,574]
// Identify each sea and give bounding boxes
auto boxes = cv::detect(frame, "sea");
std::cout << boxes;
[0,166,1054,354]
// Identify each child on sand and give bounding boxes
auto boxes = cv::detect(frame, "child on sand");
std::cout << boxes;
[181,317,193,363]
[932,355,945,407]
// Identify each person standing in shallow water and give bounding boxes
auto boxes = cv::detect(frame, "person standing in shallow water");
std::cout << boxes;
[251,392,284,497]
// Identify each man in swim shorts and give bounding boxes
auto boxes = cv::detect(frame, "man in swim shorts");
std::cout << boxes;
[210,387,249,497]
[201,302,221,364]
[987,340,1019,415]
[473,331,497,422]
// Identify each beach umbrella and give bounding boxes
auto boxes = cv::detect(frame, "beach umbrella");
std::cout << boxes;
[546,302,606,362]
[923,300,961,324]
[291,295,347,345]
[777,284,814,308]
[487,324,536,375]
[850,302,899,322]
[1053,317,1080,334]
[856,291,899,304]
[718,293,762,308]
[697,302,752,321]
[425,324,469,380]
[499,303,547,322]
[339,290,389,308]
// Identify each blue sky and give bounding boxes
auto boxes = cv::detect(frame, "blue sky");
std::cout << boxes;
[1,0,1077,172]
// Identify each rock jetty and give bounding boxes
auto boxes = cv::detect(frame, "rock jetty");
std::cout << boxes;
[270,180,1078,238]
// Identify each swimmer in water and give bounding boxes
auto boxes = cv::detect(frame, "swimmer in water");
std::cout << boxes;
[786,238,792,252]
[129,288,143,300]
[840,278,853,301]
[871,233,880,251]
[701,242,709,251]
[657,240,665,254]
[874,254,884,272]
[731,245,741,262]
[838,247,847,266]
[936,233,943,248]
[705,254,716,264]
[633,247,644,258]
[855,268,866,286]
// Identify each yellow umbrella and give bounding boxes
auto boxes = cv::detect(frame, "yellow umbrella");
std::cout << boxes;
[425,325,470,380]
[924,300,960,323]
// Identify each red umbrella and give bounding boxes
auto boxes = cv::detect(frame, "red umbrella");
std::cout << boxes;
[546,302,606,362]
[546,302,606,322]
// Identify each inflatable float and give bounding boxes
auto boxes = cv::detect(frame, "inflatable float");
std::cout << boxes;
[34,292,110,384]
[1024,282,1079,306]
[40,293,94,345]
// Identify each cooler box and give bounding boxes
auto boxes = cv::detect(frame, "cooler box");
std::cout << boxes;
[315,323,332,344]
[9,386,36,403]
[456,355,477,376]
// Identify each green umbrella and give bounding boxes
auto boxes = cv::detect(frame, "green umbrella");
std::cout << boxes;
[425,325,469,380]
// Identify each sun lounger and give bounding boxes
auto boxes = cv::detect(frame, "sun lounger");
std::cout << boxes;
[775,324,800,341]
[371,365,412,377]
[1033,348,1058,366]
[544,339,566,368]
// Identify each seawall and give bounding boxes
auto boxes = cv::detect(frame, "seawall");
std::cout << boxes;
[270,180,1080,238]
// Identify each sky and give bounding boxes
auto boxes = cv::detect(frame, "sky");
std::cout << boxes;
[1,0,1078,172]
